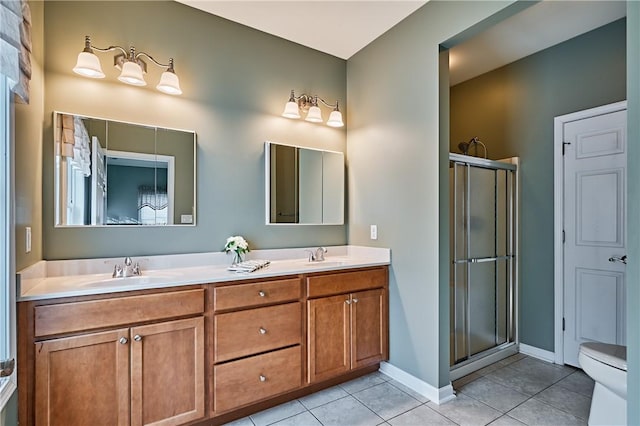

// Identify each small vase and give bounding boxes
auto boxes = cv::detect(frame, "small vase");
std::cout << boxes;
[232,252,244,265]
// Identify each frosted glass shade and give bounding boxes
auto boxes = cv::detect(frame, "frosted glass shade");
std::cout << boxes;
[282,101,301,119]
[305,105,323,123]
[156,71,182,95]
[118,61,146,86]
[73,51,105,79]
[326,110,344,127]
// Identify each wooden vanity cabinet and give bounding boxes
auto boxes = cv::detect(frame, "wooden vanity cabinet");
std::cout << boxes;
[306,268,388,383]
[21,266,389,426]
[35,328,131,426]
[28,288,205,426]
[212,277,304,415]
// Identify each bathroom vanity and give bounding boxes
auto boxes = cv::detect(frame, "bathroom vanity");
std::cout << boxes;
[17,248,389,426]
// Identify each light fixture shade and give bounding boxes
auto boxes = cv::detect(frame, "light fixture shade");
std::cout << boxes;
[73,51,105,79]
[118,61,146,86]
[282,101,301,119]
[305,105,323,123]
[156,71,182,95]
[326,110,344,127]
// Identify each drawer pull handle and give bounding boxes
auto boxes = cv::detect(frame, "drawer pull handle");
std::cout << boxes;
[353,298,359,303]
[133,334,142,342]
[259,375,267,382]
[345,299,351,305]
[259,327,267,335]
[258,290,266,297]
[119,337,128,345]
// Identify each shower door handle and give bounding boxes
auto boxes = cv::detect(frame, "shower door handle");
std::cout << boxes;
[453,255,513,264]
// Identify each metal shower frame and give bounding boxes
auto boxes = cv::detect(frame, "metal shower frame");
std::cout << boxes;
[449,153,519,373]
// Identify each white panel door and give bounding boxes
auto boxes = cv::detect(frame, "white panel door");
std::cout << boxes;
[563,109,627,367]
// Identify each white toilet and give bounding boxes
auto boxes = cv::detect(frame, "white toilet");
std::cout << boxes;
[578,342,627,426]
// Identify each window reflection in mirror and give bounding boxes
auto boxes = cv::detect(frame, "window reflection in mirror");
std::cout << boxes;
[265,141,344,225]
[54,112,196,227]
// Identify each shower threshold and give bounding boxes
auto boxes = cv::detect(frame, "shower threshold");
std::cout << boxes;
[450,342,519,381]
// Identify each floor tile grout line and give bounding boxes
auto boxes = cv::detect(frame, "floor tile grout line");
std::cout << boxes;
[528,395,589,421]
[351,382,426,422]
[380,401,431,424]
[500,380,588,424]
[306,407,324,426]
[423,402,464,426]
[441,389,512,424]
[300,394,352,412]
[454,357,586,425]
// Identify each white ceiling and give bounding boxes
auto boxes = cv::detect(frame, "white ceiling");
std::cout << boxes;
[448,1,627,85]
[176,0,626,85]
[176,0,427,59]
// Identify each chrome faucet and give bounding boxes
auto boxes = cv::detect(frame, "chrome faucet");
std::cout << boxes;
[306,247,327,262]
[112,257,141,278]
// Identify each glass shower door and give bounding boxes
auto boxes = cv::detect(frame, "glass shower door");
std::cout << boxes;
[450,157,516,366]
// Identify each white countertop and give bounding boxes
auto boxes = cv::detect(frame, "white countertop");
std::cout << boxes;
[18,245,390,301]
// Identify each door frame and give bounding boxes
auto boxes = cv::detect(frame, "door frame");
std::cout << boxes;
[553,100,627,365]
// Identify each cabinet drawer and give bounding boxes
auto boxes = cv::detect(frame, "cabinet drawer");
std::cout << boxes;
[307,268,387,298]
[213,278,301,311]
[214,302,301,363]
[214,346,302,413]
[34,289,204,337]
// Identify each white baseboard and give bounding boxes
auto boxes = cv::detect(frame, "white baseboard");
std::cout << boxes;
[519,343,556,363]
[379,362,455,405]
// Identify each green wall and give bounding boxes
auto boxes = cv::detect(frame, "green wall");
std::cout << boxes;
[450,19,626,351]
[41,1,347,259]
[15,0,44,271]
[347,0,519,389]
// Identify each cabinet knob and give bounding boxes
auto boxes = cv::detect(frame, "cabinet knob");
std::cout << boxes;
[345,299,351,305]
[133,334,142,342]
[258,290,266,297]
[353,298,359,303]
[259,375,266,382]
[259,327,267,335]
[119,337,128,345]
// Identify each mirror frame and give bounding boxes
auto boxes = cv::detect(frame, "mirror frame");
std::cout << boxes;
[53,111,197,227]
[264,141,345,225]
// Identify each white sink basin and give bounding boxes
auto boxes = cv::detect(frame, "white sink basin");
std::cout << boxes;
[303,260,348,267]
[79,274,178,288]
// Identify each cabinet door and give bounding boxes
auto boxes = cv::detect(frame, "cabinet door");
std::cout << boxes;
[35,329,130,426]
[307,294,350,383]
[130,317,205,426]
[351,289,387,368]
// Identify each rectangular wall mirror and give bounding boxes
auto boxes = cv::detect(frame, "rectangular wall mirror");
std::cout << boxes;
[265,141,344,225]
[54,112,196,227]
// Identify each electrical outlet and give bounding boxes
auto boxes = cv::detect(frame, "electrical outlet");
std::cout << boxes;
[370,225,378,240]
[26,226,31,253]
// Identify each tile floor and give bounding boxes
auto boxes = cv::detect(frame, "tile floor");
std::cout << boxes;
[225,354,595,426]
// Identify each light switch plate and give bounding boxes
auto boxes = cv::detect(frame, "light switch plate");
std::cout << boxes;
[370,225,378,240]
[26,226,31,253]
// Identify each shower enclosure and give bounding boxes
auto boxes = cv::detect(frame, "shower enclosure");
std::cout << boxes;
[449,153,518,374]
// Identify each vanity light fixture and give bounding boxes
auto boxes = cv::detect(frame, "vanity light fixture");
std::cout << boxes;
[282,90,344,127]
[72,36,182,95]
